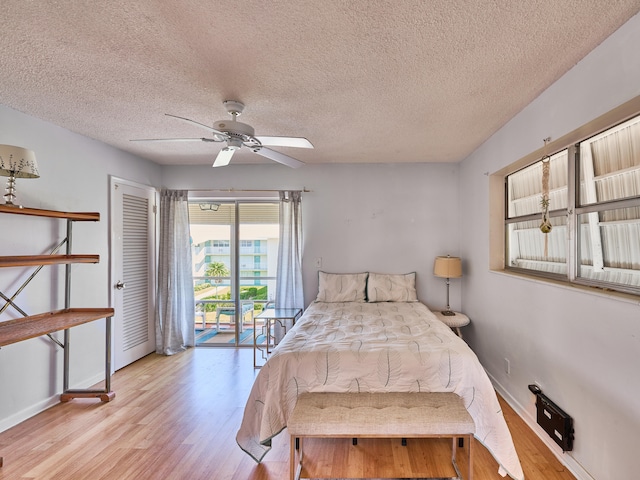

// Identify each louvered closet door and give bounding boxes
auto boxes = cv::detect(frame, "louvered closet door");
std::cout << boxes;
[111,180,156,371]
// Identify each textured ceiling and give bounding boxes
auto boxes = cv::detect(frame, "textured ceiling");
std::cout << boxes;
[1,1,639,167]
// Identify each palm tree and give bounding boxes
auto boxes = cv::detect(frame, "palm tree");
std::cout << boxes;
[205,261,229,298]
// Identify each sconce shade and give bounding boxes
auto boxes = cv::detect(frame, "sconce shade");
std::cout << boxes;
[0,145,39,178]
[433,256,462,278]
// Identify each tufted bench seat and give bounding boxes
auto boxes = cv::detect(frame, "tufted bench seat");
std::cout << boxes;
[287,392,475,480]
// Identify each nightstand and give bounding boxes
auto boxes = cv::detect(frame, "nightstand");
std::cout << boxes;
[433,311,470,339]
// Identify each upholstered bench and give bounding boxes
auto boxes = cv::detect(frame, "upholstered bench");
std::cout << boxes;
[287,392,475,480]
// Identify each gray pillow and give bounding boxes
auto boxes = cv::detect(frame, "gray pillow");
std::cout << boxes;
[315,272,368,302]
[367,272,418,302]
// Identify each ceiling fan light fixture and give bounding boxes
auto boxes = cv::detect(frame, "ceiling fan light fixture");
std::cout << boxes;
[226,137,243,150]
[137,100,313,168]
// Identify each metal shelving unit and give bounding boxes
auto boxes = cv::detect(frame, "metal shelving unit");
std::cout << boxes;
[0,205,115,468]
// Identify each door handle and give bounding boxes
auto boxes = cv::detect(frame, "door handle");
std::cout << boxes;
[115,281,126,290]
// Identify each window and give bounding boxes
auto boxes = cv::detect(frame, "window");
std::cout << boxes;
[504,113,640,295]
[506,149,568,276]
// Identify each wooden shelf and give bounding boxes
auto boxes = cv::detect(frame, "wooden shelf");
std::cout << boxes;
[0,205,99,221]
[0,308,114,347]
[0,255,100,268]
[0,202,115,454]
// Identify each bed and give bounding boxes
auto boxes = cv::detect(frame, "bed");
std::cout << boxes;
[236,272,524,480]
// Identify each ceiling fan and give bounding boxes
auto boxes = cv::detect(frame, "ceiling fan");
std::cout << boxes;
[131,100,313,168]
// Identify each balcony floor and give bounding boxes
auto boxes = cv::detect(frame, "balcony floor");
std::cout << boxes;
[195,321,257,346]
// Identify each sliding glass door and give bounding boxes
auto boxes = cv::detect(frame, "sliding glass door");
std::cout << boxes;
[189,200,279,346]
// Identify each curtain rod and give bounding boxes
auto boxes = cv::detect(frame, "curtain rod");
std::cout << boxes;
[187,187,311,193]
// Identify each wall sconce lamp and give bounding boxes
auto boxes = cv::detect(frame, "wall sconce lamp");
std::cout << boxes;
[433,255,462,316]
[199,203,220,211]
[0,144,39,208]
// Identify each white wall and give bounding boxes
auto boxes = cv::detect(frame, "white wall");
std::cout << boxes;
[459,12,640,480]
[161,162,461,308]
[0,105,161,430]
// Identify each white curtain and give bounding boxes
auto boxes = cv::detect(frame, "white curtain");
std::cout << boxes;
[155,189,195,355]
[274,191,304,341]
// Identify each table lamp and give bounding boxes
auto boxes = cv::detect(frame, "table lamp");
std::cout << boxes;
[0,144,39,208]
[433,255,462,316]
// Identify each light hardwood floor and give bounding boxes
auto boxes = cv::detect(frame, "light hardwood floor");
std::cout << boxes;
[0,347,576,480]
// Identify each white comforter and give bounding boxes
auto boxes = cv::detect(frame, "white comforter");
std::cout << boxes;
[236,301,524,480]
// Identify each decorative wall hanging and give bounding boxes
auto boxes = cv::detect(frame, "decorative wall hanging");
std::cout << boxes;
[540,138,552,257]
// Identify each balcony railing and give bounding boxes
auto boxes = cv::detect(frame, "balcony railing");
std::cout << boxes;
[193,276,275,334]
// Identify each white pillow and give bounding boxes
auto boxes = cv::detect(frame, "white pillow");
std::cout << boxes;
[367,272,418,302]
[315,272,368,303]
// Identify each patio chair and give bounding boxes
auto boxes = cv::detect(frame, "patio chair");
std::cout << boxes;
[215,301,254,333]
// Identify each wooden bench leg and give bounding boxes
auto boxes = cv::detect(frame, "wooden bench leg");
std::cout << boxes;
[290,436,303,480]
[452,434,474,480]
[451,437,461,479]
[468,434,473,480]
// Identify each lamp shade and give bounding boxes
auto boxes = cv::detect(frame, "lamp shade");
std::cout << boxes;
[0,145,39,178]
[433,256,462,279]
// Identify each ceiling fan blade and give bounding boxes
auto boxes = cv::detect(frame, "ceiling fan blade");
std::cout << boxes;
[251,146,305,168]
[165,114,228,139]
[213,147,236,167]
[130,137,218,142]
[254,136,314,149]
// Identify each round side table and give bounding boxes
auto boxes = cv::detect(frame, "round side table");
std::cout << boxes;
[433,311,470,339]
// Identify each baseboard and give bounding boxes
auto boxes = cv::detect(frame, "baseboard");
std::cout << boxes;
[0,395,59,433]
[0,371,107,433]
[487,372,596,480]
